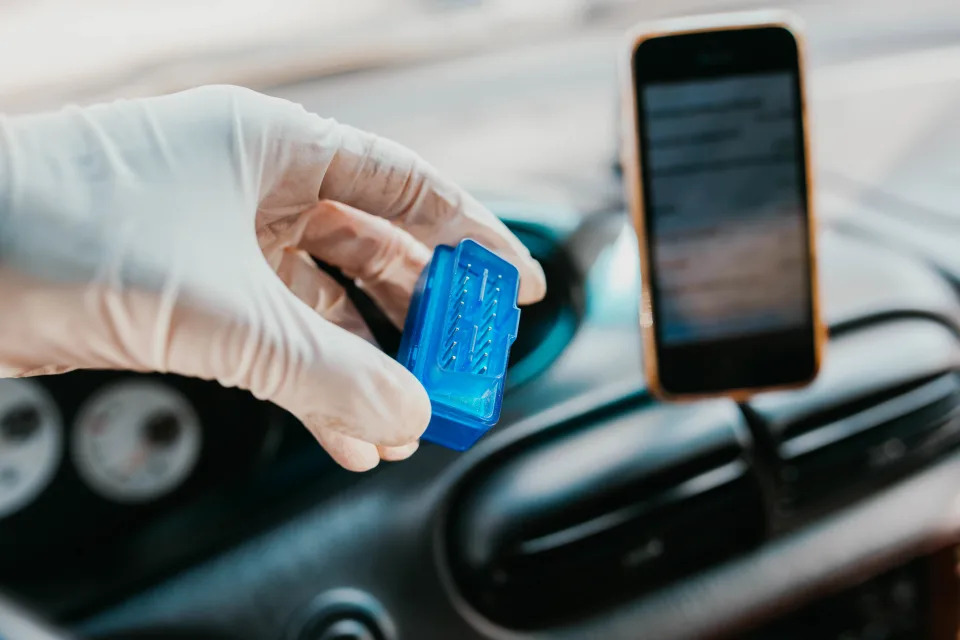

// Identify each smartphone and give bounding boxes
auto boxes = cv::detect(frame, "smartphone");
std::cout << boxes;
[621,11,824,400]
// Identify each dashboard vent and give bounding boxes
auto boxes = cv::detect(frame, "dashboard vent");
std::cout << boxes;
[747,319,960,516]
[445,399,764,629]
[315,217,581,387]
[501,220,582,387]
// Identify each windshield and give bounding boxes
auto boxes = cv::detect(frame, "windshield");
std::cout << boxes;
[3,0,610,112]
[3,0,959,217]
[4,0,958,112]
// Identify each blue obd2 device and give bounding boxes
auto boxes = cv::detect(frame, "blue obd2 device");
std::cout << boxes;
[397,239,521,451]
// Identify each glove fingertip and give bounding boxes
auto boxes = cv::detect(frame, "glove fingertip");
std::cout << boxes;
[389,362,432,446]
[314,428,381,472]
[378,440,420,462]
[517,258,548,305]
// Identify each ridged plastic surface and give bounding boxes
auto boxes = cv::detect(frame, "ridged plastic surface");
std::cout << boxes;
[397,239,521,450]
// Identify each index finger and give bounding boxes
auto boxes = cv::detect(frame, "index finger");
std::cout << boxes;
[318,124,547,305]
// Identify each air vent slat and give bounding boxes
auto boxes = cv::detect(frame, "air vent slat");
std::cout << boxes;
[783,381,960,504]
[748,320,960,519]
[750,320,960,437]
[782,374,960,459]
[516,460,747,557]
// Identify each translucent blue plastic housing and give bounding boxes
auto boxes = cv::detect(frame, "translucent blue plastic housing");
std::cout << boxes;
[397,239,521,451]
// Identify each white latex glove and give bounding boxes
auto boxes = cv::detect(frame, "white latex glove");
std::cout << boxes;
[0,85,546,471]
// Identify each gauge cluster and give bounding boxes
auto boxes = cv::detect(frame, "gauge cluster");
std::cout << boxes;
[72,380,203,504]
[0,370,333,616]
[0,380,63,519]
[0,376,217,523]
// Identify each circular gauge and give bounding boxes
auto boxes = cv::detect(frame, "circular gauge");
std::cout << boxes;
[73,380,202,503]
[0,379,63,519]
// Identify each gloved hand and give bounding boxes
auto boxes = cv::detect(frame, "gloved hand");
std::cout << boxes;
[0,85,546,471]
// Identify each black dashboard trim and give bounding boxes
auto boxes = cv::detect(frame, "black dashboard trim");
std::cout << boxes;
[530,447,960,640]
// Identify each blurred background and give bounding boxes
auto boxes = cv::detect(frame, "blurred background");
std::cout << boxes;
[5,2,960,639]
[4,0,960,217]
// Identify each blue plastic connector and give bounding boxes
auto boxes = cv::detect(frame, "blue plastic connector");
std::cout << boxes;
[397,239,521,451]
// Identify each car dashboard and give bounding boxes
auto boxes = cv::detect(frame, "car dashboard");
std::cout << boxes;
[4,15,960,640]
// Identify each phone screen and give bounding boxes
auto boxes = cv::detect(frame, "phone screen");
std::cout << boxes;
[633,26,818,394]
[644,72,808,345]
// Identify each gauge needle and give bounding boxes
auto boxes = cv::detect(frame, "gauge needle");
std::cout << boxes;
[124,448,149,477]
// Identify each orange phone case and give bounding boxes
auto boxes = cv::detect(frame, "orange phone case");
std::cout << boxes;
[619,11,825,402]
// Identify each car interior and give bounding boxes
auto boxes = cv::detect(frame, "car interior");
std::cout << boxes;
[3,1,960,639]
